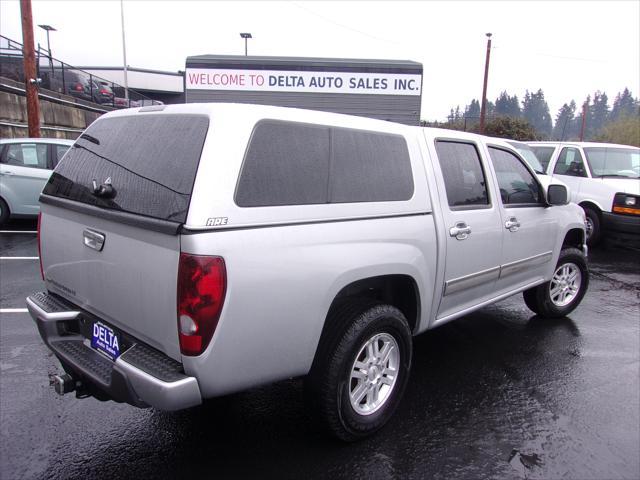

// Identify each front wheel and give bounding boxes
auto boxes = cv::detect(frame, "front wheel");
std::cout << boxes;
[584,208,601,246]
[305,301,412,441]
[523,247,589,318]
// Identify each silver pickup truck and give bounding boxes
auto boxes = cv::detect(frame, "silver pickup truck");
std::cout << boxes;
[27,103,588,441]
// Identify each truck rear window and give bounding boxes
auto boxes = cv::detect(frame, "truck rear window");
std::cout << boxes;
[43,114,209,223]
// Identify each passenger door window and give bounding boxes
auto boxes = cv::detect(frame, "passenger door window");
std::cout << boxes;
[2,143,48,169]
[433,141,489,208]
[553,147,588,177]
[488,147,543,205]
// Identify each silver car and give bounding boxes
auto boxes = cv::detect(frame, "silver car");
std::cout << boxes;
[0,137,74,226]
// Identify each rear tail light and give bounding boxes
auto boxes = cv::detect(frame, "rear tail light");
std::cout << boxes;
[177,254,226,356]
[37,212,44,280]
[612,193,640,216]
[74,83,83,91]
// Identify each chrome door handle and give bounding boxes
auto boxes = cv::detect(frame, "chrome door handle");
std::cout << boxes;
[505,217,520,232]
[0,171,15,176]
[449,222,471,240]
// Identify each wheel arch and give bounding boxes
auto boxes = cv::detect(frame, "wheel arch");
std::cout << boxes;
[579,200,603,216]
[309,274,421,372]
[562,227,586,251]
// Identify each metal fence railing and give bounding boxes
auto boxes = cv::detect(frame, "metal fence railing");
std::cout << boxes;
[0,34,161,109]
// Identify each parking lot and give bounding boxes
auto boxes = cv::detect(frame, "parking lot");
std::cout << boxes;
[1,218,638,480]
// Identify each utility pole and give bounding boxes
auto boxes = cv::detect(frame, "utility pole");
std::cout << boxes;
[479,32,492,134]
[20,0,41,138]
[579,101,588,141]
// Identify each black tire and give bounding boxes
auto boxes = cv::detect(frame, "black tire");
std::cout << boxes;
[584,207,601,247]
[305,299,412,441]
[522,288,540,315]
[0,197,9,228]
[526,247,589,318]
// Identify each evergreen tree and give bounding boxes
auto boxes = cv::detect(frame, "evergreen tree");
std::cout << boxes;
[522,89,552,139]
[494,91,521,117]
[465,99,481,119]
[552,101,576,140]
[610,88,639,121]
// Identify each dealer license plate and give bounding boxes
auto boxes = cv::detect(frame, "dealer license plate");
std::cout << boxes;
[91,322,121,360]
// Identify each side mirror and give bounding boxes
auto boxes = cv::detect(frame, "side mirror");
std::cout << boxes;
[547,184,569,206]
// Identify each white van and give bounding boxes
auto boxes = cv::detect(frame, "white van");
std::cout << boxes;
[529,142,639,246]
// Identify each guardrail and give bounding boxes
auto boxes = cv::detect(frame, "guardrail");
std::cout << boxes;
[0,34,160,109]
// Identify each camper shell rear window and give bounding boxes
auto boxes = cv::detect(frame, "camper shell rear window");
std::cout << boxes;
[43,114,209,223]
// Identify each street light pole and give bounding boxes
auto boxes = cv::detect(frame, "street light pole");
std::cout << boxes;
[38,24,56,74]
[120,0,129,101]
[479,32,493,134]
[240,32,252,56]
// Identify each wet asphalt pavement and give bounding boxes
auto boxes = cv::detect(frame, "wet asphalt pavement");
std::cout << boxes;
[1,219,638,480]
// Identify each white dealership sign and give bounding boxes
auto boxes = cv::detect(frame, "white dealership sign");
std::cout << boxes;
[185,68,421,96]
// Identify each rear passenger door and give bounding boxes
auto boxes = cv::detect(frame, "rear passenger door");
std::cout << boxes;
[431,140,504,320]
[487,146,557,293]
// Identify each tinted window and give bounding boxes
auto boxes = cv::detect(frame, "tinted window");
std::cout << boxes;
[235,120,414,207]
[530,146,555,171]
[235,121,330,207]
[553,147,588,177]
[434,141,489,207]
[53,144,70,168]
[489,147,542,205]
[330,128,413,203]
[2,143,48,169]
[43,114,209,223]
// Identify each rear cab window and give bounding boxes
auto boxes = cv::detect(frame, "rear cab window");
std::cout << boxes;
[43,114,209,223]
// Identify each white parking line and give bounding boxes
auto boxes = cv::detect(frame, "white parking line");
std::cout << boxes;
[0,308,29,313]
[0,257,39,260]
[0,231,37,234]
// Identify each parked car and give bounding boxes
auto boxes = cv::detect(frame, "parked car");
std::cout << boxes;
[94,81,115,105]
[529,141,639,246]
[0,137,74,226]
[113,97,141,108]
[46,71,113,105]
[27,104,587,441]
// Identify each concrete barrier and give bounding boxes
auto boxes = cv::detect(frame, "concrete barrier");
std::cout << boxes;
[0,76,107,139]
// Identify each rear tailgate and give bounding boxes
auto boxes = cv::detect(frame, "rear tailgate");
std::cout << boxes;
[38,112,209,361]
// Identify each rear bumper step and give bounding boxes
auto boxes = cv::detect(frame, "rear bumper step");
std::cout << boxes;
[26,292,202,411]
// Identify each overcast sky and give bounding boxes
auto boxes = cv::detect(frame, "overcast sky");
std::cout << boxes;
[1,0,638,120]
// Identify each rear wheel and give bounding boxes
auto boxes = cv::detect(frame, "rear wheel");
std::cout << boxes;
[0,198,9,227]
[305,300,412,441]
[523,248,589,318]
